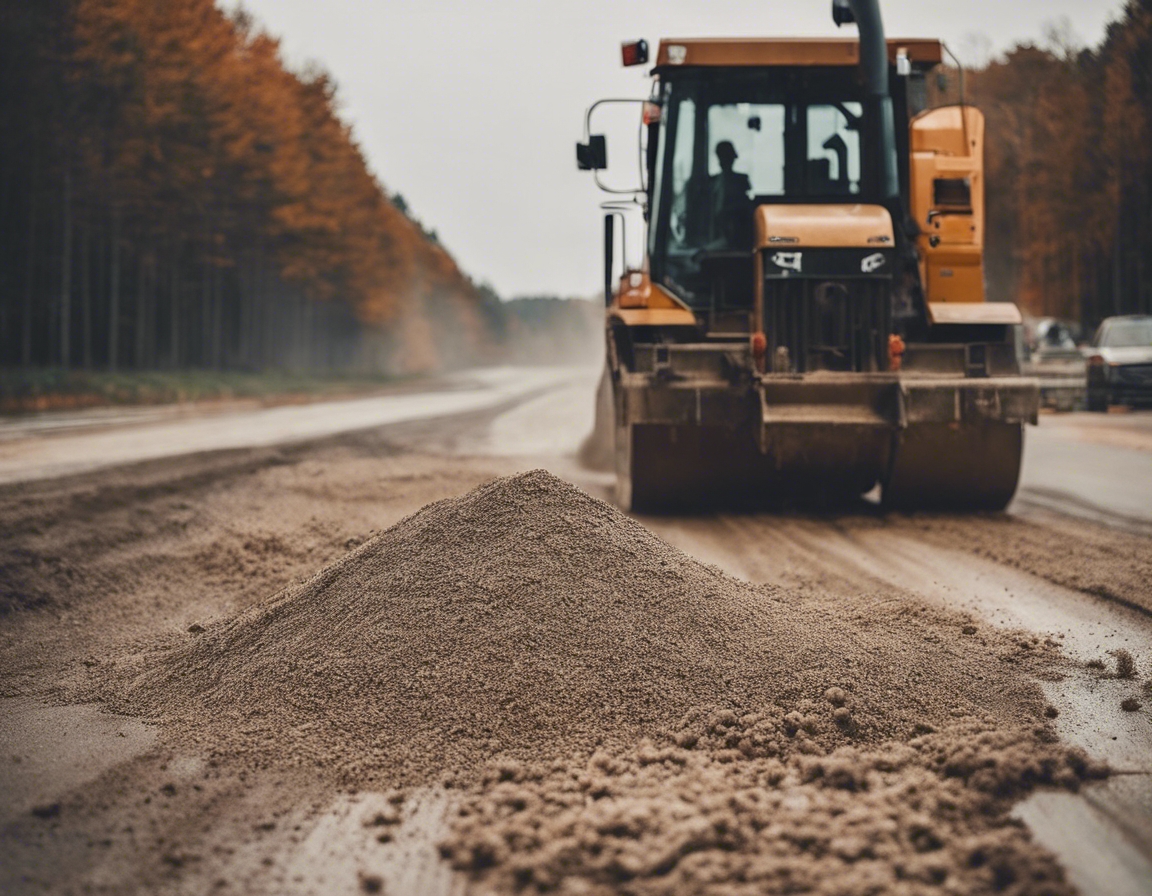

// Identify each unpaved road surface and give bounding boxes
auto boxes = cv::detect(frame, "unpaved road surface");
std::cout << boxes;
[1,367,1151,895]
[0,367,575,486]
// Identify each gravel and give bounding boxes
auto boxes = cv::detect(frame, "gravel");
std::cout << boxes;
[92,470,1106,893]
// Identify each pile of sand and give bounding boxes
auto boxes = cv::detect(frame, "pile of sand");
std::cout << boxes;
[105,471,1058,785]
[100,470,1104,893]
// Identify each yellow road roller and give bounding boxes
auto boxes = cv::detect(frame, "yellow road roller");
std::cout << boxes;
[577,0,1038,511]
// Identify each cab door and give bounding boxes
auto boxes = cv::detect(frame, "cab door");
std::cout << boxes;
[909,106,985,303]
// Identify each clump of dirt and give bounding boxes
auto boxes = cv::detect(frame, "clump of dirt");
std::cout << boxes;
[101,471,1063,789]
[1110,648,1137,679]
[442,717,1104,895]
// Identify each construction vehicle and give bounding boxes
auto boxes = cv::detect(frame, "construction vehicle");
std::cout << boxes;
[577,0,1038,511]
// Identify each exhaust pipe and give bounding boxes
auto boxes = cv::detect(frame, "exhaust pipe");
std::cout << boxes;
[836,0,899,202]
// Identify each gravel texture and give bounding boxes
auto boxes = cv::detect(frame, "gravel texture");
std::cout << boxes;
[105,472,1061,782]
[4,423,1145,896]
[87,470,1107,894]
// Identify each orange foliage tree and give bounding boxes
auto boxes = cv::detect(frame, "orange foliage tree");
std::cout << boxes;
[0,0,495,372]
[964,0,1152,328]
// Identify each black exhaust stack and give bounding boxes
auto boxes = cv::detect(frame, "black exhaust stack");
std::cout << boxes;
[835,0,899,202]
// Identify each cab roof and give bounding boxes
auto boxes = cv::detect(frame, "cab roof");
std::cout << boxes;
[654,38,943,69]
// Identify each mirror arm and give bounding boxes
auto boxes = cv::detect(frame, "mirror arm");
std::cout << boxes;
[584,98,649,194]
[604,214,615,307]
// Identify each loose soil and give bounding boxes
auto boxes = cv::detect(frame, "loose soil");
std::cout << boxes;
[444,722,1099,895]
[2,419,1147,895]
[888,512,1152,616]
[93,471,1103,893]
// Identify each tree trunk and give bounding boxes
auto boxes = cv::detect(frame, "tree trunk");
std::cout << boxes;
[108,205,121,371]
[135,249,148,369]
[200,258,212,368]
[211,263,222,369]
[304,296,314,371]
[259,259,271,370]
[81,224,92,369]
[59,168,73,369]
[22,183,37,366]
[169,248,180,368]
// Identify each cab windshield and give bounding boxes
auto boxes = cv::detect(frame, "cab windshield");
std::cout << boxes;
[650,70,870,308]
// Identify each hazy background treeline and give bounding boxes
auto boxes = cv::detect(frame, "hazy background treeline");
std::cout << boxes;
[0,0,517,376]
[489,295,602,366]
[7,1,1147,384]
[968,0,1151,328]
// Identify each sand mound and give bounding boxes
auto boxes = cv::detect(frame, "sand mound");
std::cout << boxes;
[107,471,1061,789]
[98,470,1108,893]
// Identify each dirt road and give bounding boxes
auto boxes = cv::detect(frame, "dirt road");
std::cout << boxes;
[1,367,1150,895]
[0,367,577,486]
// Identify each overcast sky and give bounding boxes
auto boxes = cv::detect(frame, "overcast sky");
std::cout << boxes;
[223,0,1126,298]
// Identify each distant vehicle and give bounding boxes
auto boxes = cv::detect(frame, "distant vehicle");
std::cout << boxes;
[1085,315,1152,411]
[1032,318,1080,361]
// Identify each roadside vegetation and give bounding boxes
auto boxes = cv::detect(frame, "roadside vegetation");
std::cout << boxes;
[0,368,409,414]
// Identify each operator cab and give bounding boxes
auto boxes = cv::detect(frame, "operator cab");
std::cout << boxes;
[643,39,942,340]
[650,66,873,316]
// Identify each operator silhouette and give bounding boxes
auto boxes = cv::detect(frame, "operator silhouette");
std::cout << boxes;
[710,141,753,247]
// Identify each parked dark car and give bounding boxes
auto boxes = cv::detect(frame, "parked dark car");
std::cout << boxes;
[1085,315,1152,411]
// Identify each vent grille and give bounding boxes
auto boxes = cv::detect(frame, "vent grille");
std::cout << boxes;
[764,278,891,373]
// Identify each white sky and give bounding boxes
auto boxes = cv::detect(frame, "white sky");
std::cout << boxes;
[223,0,1125,298]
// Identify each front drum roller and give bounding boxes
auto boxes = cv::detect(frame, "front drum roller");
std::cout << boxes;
[883,421,1024,512]
[615,423,702,512]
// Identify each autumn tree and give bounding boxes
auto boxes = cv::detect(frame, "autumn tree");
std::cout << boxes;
[0,0,496,374]
[963,0,1152,328]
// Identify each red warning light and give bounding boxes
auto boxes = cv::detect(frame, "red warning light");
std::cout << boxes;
[621,39,649,67]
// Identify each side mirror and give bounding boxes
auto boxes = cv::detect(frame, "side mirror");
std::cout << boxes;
[832,0,855,26]
[577,135,607,171]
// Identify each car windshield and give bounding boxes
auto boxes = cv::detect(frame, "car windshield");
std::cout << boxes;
[1100,319,1152,348]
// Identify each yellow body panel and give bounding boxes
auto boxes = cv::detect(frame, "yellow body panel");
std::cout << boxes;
[910,106,985,303]
[610,307,699,327]
[755,204,894,249]
[611,272,697,327]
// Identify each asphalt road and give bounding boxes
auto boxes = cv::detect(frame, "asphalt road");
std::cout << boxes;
[1014,411,1152,534]
[0,367,579,486]
[1,367,1150,895]
[1,366,1148,527]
